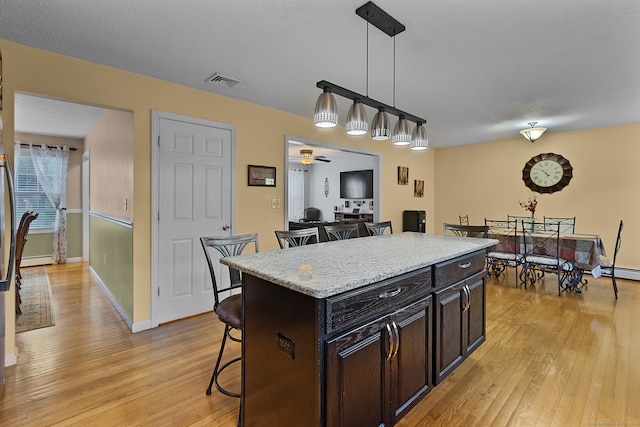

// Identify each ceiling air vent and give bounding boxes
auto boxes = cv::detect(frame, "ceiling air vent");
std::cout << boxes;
[205,72,241,88]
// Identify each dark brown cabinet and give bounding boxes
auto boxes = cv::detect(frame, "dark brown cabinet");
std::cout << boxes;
[240,245,490,427]
[326,296,433,427]
[433,270,486,384]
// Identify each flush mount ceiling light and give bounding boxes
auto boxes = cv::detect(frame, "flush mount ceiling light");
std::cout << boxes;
[299,149,314,165]
[313,2,428,149]
[519,121,547,143]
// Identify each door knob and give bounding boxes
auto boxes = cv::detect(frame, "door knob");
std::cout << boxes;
[222,225,230,231]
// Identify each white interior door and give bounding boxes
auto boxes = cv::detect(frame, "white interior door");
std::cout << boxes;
[157,117,233,323]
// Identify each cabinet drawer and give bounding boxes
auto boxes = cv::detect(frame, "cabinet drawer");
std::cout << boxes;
[434,251,485,289]
[326,267,432,333]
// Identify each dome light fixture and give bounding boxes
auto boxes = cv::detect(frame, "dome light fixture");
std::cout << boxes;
[519,121,547,143]
[299,149,314,165]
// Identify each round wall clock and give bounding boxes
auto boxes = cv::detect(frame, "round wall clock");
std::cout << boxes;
[522,152,573,194]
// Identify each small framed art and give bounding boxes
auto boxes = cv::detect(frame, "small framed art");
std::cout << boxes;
[248,165,276,187]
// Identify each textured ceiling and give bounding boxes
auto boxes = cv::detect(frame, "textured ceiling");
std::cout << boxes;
[1,0,639,147]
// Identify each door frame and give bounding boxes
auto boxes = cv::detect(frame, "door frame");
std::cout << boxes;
[284,135,382,226]
[150,110,236,328]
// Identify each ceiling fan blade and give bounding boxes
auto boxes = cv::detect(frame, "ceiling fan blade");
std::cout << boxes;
[315,157,331,162]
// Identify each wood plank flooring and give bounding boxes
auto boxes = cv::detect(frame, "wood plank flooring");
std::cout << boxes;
[1,263,638,426]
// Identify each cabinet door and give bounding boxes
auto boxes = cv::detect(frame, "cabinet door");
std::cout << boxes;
[390,296,433,424]
[326,315,390,427]
[434,281,465,384]
[465,271,486,354]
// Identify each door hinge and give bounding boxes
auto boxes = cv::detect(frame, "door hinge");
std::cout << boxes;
[157,287,160,296]
[157,135,160,146]
[157,211,160,221]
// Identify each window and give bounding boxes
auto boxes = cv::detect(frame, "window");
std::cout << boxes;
[14,147,59,230]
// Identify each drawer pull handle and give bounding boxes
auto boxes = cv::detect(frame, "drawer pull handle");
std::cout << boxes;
[379,288,402,299]
[458,262,472,269]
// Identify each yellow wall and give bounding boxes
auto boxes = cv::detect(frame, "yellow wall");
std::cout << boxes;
[0,39,434,355]
[434,123,640,270]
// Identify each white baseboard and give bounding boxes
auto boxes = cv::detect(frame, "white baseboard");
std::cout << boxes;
[21,257,83,267]
[603,267,640,281]
[4,350,17,367]
[88,267,152,334]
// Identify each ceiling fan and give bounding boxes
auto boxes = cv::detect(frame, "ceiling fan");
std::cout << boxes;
[299,149,331,165]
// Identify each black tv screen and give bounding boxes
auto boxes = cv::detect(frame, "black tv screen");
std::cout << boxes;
[340,169,373,199]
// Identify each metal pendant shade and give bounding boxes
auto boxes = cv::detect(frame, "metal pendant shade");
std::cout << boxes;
[371,108,391,140]
[410,123,428,150]
[314,87,338,128]
[312,2,428,150]
[392,115,412,145]
[346,100,368,135]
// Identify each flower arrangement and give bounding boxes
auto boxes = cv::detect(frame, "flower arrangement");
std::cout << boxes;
[519,196,537,214]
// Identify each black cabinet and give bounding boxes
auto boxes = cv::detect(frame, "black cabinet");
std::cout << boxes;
[326,296,432,427]
[433,270,486,384]
[403,210,426,233]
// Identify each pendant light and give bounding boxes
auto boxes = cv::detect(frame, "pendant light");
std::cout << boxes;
[346,99,368,135]
[392,115,412,145]
[313,87,338,128]
[371,107,390,140]
[410,123,428,150]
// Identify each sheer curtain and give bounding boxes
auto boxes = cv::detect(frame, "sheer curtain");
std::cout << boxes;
[288,168,306,221]
[29,144,69,263]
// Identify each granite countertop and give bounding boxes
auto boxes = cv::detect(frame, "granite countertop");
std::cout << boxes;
[221,232,497,298]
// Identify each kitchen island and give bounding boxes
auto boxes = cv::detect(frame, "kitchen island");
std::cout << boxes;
[222,232,497,427]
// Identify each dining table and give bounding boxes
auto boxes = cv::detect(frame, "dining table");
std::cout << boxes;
[487,227,607,291]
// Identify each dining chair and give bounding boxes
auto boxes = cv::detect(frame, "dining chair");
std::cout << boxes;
[15,211,39,315]
[275,227,319,248]
[600,220,623,299]
[443,223,489,238]
[459,215,469,226]
[324,223,360,241]
[520,221,574,295]
[365,220,393,236]
[200,233,259,398]
[544,216,576,234]
[484,218,521,286]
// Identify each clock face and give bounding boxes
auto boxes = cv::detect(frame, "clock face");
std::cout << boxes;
[522,153,573,194]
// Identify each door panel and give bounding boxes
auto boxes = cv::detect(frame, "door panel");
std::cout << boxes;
[157,117,232,323]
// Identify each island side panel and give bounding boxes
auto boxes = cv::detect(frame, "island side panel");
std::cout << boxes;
[243,274,324,427]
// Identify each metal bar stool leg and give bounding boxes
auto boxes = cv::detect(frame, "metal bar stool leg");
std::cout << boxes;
[206,324,241,398]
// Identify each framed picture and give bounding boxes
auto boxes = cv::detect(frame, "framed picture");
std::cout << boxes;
[398,166,409,185]
[414,179,424,197]
[248,165,276,187]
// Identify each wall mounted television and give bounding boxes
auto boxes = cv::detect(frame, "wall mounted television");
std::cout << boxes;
[340,169,374,199]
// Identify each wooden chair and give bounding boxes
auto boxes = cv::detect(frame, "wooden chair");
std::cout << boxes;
[275,227,319,249]
[365,221,393,236]
[324,223,359,241]
[15,211,39,315]
[600,220,623,299]
[544,216,576,234]
[443,223,489,238]
[200,233,259,398]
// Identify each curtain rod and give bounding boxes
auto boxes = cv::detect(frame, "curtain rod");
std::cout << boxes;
[18,143,77,151]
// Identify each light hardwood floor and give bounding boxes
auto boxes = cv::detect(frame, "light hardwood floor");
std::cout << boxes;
[1,263,638,426]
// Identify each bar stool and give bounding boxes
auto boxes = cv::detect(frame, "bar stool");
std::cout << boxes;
[200,233,259,397]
